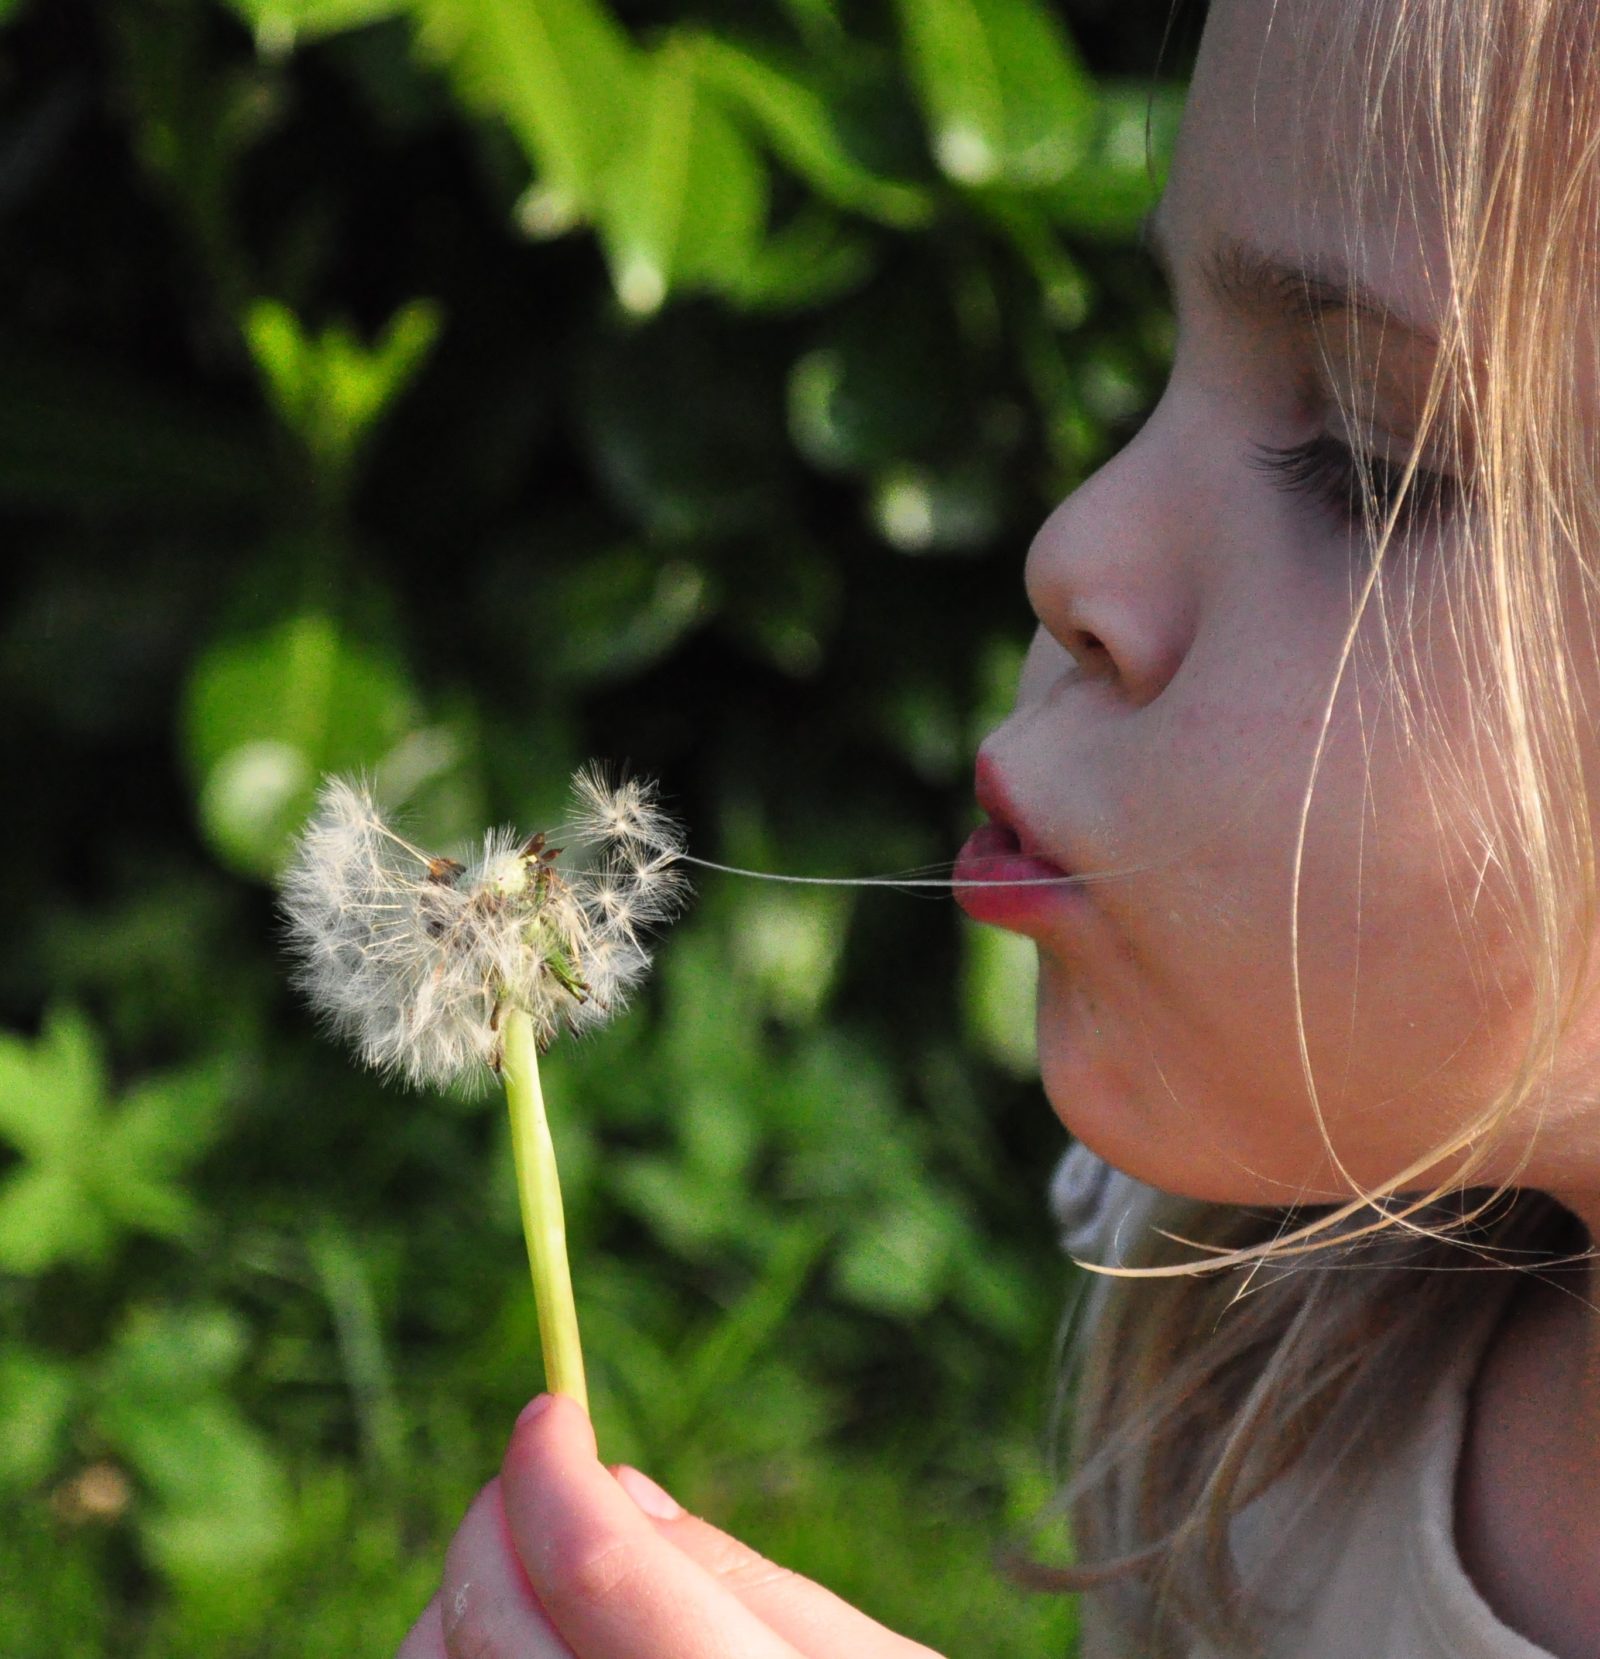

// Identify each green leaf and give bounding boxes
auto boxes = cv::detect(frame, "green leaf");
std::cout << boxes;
[1043,80,1184,238]
[0,1007,104,1161]
[832,1193,956,1317]
[0,1347,76,1488]
[412,0,639,220]
[243,298,440,482]
[683,34,931,229]
[138,1409,288,1583]
[221,0,404,54]
[103,1305,249,1399]
[665,1220,832,1433]
[182,612,416,878]
[610,1157,764,1259]
[0,1009,120,1274]
[106,1059,235,1188]
[979,195,1092,327]
[97,1308,288,1582]
[785,283,966,474]
[0,1014,237,1273]
[0,1166,114,1275]
[725,208,874,312]
[893,0,1095,189]
[599,39,767,315]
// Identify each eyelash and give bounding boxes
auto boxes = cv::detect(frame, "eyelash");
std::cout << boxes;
[1249,433,1456,537]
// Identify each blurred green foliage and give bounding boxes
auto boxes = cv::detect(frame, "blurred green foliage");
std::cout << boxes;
[0,0,1191,1650]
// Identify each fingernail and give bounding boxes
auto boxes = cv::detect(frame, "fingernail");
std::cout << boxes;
[516,1394,555,1429]
[615,1465,681,1519]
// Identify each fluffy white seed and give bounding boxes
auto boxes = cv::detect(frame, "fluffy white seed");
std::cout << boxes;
[280,770,689,1088]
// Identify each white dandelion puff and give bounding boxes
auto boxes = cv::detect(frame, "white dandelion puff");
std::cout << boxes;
[568,763,686,857]
[280,769,691,1089]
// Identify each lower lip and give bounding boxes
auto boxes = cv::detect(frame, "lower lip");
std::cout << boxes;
[953,821,1082,932]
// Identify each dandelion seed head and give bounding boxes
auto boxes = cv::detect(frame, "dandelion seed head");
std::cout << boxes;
[280,767,691,1088]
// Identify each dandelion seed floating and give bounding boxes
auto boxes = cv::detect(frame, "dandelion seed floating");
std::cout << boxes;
[280,766,690,1413]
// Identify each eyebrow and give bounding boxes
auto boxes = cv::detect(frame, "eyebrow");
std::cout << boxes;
[1140,208,1439,349]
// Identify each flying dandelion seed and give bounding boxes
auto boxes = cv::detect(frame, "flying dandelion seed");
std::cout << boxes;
[280,770,691,1090]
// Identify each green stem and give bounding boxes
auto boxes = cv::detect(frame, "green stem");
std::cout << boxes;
[500,1006,588,1413]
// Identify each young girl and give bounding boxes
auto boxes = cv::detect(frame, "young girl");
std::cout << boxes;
[398,0,1600,1653]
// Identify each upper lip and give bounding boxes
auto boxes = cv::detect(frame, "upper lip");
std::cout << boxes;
[974,749,1057,866]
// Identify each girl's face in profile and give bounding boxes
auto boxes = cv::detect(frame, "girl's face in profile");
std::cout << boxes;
[973,0,1600,1209]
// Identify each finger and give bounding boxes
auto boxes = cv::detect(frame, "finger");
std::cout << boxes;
[500,1394,799,1659]
[611,1465,944,1659]
[396,1597,447,1659]
[440,1478,576,1659]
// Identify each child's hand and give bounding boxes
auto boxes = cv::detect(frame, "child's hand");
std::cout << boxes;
[396,1393,947,1659]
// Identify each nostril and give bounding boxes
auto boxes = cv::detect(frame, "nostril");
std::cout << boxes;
[1071,629,1112,673]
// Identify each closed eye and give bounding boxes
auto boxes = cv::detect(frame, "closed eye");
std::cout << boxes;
[1249,432,1457,538]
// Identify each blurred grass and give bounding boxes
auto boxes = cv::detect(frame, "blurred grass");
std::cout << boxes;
[0,0,1193,1648]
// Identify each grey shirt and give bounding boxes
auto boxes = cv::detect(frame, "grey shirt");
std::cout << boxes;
[1053,1145,1549,1659]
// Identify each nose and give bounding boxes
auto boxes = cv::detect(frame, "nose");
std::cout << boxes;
[1023,421,1198,707]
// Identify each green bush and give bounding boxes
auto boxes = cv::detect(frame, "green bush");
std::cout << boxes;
[0,0,1190,1650]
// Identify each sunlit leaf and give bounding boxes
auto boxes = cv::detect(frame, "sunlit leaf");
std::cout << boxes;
[0,1009,116,1274]
[243,299,440,484]
[412,0,638,219]
[599,38,766,314]
[683,33,931,228]
[730,885,851,1025]
[892,0,1095,188]
[221,0,403,54]
[0,1007,103,1162]
[0,1013,231,1274]
[0,1166,113,1274]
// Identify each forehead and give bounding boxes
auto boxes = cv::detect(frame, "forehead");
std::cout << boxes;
[1166,0,1451,332]
[1171,0,1600,445]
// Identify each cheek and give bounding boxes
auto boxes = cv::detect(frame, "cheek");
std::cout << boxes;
[1038,648,1538,1202]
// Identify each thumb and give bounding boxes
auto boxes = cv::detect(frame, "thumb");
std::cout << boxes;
[610,1466,945,1659]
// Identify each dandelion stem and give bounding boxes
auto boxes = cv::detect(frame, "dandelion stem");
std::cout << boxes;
[500,1006,588,1414]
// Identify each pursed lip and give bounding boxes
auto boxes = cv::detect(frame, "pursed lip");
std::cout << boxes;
[955,750,1083,933]
[973,751,1053,863]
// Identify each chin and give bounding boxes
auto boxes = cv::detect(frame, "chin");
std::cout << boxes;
[1034,961,1327,1208]
[1036,1028,1269,1207]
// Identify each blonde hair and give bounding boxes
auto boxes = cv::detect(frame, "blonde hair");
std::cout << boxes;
[1045,2,1600,1651]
